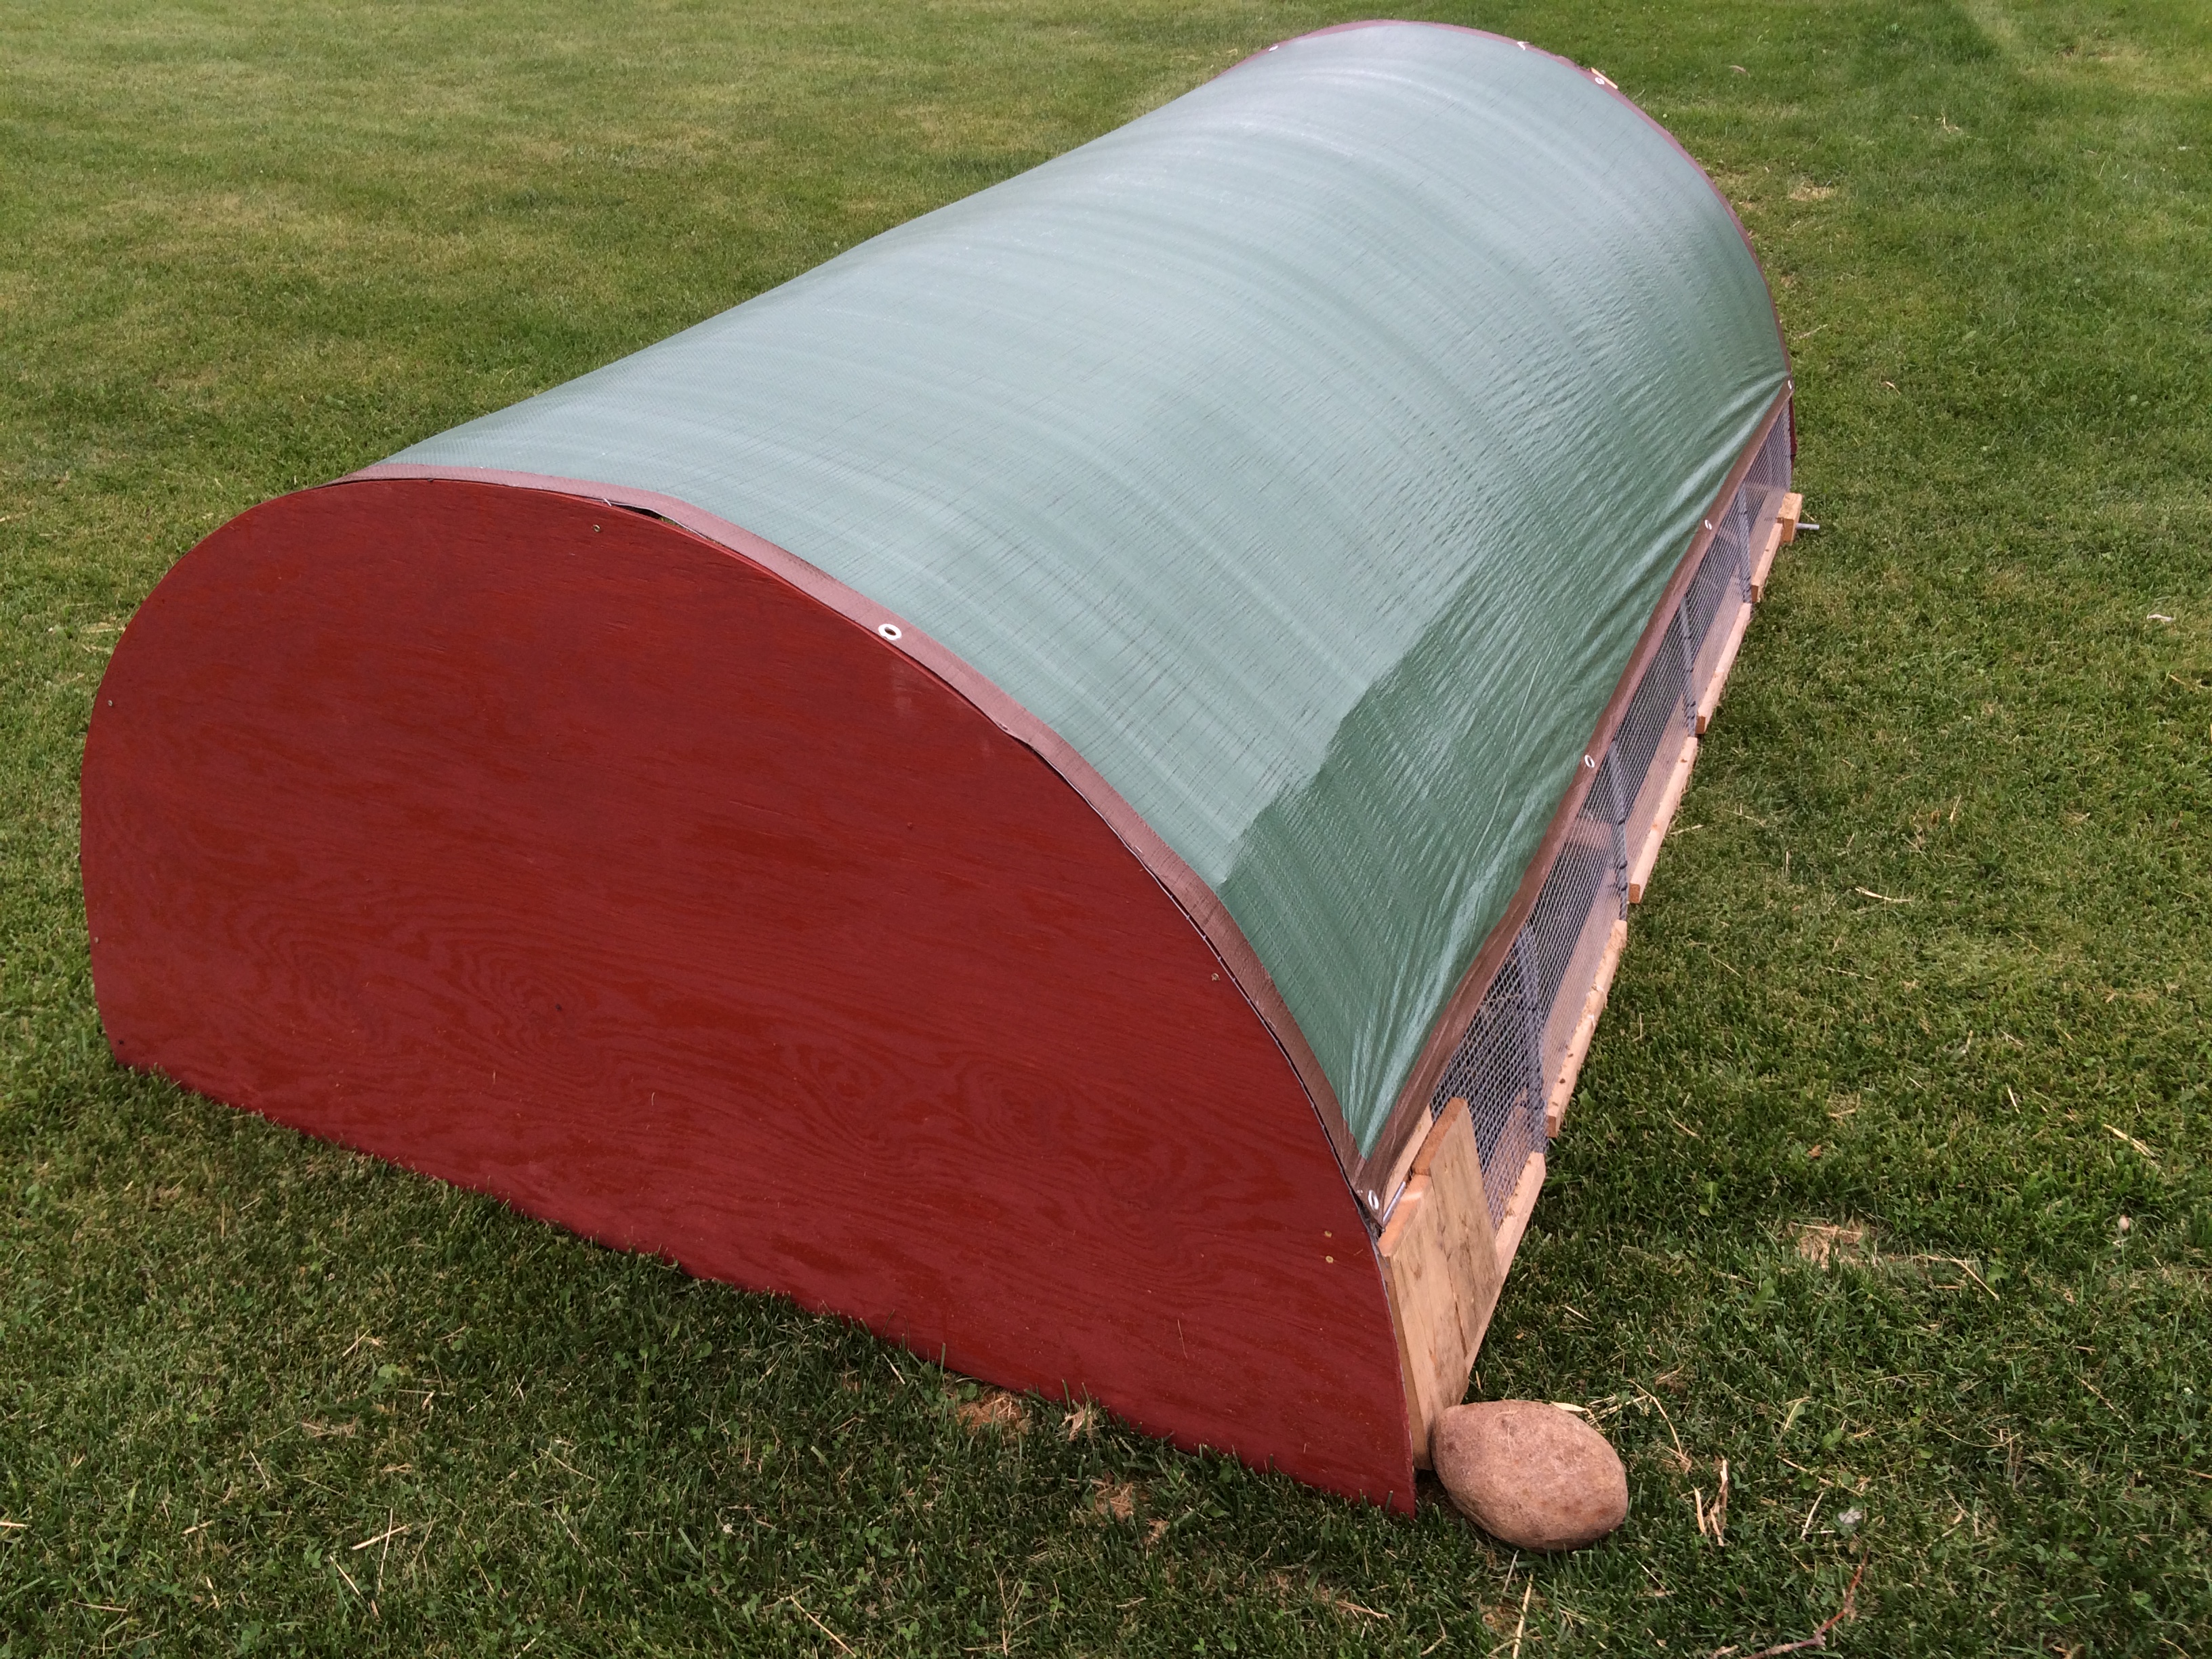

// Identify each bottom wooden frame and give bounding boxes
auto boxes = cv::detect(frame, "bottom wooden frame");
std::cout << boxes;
[1380,487,1799,1461]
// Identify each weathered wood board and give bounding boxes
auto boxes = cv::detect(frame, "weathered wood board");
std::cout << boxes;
[1378,1099,1504,1467]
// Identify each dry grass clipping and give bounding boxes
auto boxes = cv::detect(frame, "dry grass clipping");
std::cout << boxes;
[954,1389,1030,1435]
[1792,1222,1870,1268]
[1090,1476,1139,1521]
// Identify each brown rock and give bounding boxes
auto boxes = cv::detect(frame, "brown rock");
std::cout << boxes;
[1432,1400,1628,1551]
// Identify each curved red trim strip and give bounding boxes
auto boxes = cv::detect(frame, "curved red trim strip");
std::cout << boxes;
[339,462,1367,1193]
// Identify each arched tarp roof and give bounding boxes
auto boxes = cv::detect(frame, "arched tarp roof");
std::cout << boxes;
[380,21,1789,1161]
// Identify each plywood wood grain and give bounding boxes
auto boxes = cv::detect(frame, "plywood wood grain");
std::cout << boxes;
[1378,1100,1502,1467]
[81,478,1414,1509]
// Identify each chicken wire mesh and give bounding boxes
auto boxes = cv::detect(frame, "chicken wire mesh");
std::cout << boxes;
[1418,413,1790,1227]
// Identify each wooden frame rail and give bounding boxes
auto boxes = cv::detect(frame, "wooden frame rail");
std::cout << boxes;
[1380,487,1801,1461]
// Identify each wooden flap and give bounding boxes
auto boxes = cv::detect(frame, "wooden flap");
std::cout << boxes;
[1378,1098,1506,1466]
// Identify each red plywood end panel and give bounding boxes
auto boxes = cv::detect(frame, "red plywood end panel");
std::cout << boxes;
[80,479,1415,1508]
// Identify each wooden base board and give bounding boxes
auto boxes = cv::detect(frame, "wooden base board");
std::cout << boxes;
[1694,598,1754,736]
[1379,1099,1504,1467]
[1376,483,1800,1459]
[1544,917,1628,1139]
[1492,1149,1547,1274]
[1626,731,1698,904]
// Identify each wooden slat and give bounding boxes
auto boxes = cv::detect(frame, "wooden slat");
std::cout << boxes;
[1376,1175,1434,1454]
[1382,480,1805,1459]
[1492,1150,1547,1273]
[1750,491,1803,602]
[1693,597,1754,735]
[1749,522,1783,602]
[1373,1101,1433,1223]
[1544,918,1628,1139]
[1535,871,1625,1089]
[1626,731,1698,903]
[1379,1098,1504,1467]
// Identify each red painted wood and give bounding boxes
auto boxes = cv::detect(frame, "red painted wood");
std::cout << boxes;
[81,478,1415,1508]
[350,460,1365,1182]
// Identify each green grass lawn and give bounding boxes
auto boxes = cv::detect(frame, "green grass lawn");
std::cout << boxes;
[4,0,2209,1652]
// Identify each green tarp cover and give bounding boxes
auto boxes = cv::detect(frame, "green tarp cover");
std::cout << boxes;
[388,21,1789,1159]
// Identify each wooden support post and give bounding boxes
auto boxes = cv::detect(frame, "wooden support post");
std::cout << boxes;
[1750,523,1782,602]
[1750,491,1803,602]
[1544,917,1627,1139]
[1373,1099,1431,1223]
[1378,1098,1504,1467]
[1626,731,1698,904]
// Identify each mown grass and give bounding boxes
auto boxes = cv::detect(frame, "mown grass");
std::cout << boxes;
[3,0,2209,1653]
